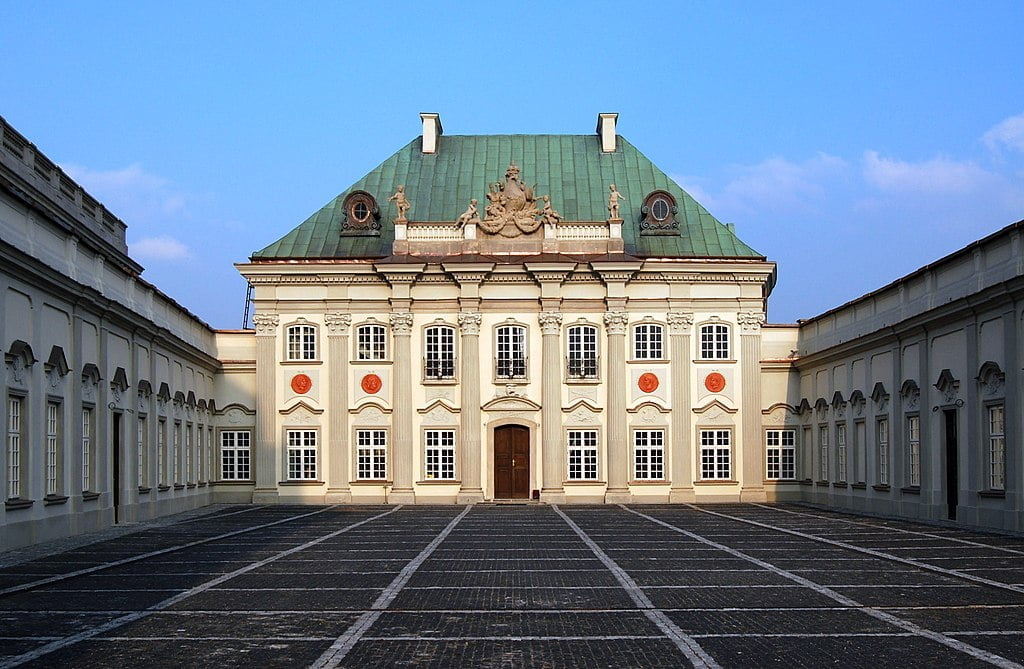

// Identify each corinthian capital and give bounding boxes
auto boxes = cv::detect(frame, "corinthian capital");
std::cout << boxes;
[737,311,766,332]
[458,312,482,335]
[324,313,352,335]
[603,311,629,335]
[252,313,280,336]
[538,312,563,335]
[389,312,415,335]
[666,311,694,333]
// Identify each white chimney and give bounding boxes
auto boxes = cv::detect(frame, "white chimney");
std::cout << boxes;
[420,112,442,154]
[596,113,619,153]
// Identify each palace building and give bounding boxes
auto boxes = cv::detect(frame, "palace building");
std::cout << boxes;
[2,113,1021,550]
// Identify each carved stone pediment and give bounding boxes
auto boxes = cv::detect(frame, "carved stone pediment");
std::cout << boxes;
[477,161,554,238]
[977,361,1005,398]
[693,399,738,422]
[933,369,960,405]
[280,400,323,426]
[482,395,542,412]
[761,403,798,425]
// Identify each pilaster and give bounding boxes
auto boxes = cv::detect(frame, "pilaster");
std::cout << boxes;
[389,311,416,504]
[668,312,695,502]
[252,313,279,503]
[325,313,352,503]
[539,311,564,502]
[604,311,630,503]
[457,312,484,503]
[738,311,766,502]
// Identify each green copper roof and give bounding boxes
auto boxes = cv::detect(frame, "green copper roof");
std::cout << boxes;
[252,134,761,259]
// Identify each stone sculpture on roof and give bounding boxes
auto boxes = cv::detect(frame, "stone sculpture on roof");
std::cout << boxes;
[387,185,411,222]
[477,161,550,238]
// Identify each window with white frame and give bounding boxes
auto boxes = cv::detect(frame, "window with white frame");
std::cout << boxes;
[221,430,251,480]
[699,323,730,359]
[357,429,387,480]
[157,419,167,486]
[567,325,598,379]
[567,429,599,480]
[82,407,94,492]
[877,418,889,485]
[907,415,920,487]
[185,423,193,483]
[207,426,214,482]
[286,324,317,361]
[196,424,204,482]
[46,402,60,496]
[836,423,847,482]
[633,323,664,360]
[7,397,23,498]
[173,422,182,484]
[766,429,796,480]
[634,429,665,480]
[287,430,318,480]
[424,429,456,480]
[424,325,456,379]
[138,416,147,487]
[818,425,829,481]
[496,325,527,379]
[700,429,731,480]
[988,405,1005,491]
[356,323,387,360]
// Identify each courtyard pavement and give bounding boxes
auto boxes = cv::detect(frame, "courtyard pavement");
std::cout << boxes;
[2,503,1024,668]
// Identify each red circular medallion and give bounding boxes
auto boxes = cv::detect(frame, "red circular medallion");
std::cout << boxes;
[290,373,312,394]
[705,372,726,393]
[637,372,659,394]
[361,373,382,394]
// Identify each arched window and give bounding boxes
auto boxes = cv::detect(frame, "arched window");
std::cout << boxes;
[699,322,730,359]
[566,324,598,379]
[356,323,387,360]
[495,324,527,379]
[286,323,317,361]
[633,323,664,360]
[424,324,456,380]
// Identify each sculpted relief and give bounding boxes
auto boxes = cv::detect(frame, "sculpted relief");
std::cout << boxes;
[466,161,560,238]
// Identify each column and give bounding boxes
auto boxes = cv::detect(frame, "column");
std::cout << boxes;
[668,312,695,502]
[252,313,279,503]
[325,313,352,503]
[603,311,630,502]
[388,312,416,504]
[457,312,484,503]
[738,311,766,501]
[539,311,564,502]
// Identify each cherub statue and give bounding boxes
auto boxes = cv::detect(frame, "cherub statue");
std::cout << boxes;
[607,184,626,220]
[485,182,505,219]
[387,185,411,221]
[539,195,561,226]
[456,198,479,227]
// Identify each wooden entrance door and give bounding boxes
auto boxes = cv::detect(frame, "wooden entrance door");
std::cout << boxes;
[494,425,530,499]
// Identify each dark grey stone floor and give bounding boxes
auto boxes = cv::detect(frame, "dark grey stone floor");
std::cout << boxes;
[2,503,1023,668]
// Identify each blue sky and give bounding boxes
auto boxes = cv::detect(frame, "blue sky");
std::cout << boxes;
[2,2,1022,327]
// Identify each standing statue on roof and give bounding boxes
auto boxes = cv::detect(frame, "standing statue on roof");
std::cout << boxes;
[456,199,479,227]
[607,184,626,220]
[387,185,411,221]
[538,195,561,226]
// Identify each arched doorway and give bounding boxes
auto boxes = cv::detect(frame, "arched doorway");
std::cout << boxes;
[493,425,530,499]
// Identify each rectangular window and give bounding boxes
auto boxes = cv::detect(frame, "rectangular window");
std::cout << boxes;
[988,405,1005,491]
[907,415,920,487]
[287,324,317,360]
[424,429,456,480]
[633,324,664,360]
[220,430,251,480]
[496,325,527,378]
[836,423,847,482]
[819,425,829,481]
[357,324,387,360]
[185,424,193,483]
[287,430,318,480]
[157,419,167,486]
[82,407,93,492]
[424,325,456,379]
[46,402,60,496]
[567,429,599,480]
[138,416,147,487]
[357,429,387,480]
[877,418,889,485]
[207,427,214,482]
[700,324,730,359]
[700,429,731,480]
[634,429,665,480]
[196,424,204,482]
[8,397,23,498]
[173,422,181,484]
[766,429,796,480]
[567,325,598,379]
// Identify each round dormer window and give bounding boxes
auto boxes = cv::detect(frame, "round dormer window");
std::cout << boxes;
[652,197,670,221]
[351,202,370,223]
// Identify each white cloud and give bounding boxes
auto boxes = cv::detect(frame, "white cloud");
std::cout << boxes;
[983,112,1024,153]
[862,151,991,193]
[60,162,187,224]
[130,236,191,261]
